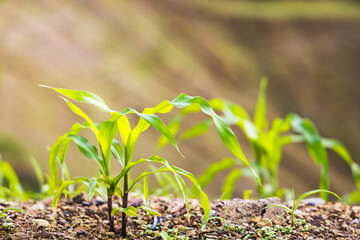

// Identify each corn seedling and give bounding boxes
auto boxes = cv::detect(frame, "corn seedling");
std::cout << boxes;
[41,86,258,236]
[263,189,341,226]
[158,78,360,202]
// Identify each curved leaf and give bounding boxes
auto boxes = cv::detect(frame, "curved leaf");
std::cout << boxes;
[290,114,329,200]
[254,77,268,131]
[39,85,113,112]
[98,114,122,175]
[171,94,260,185]
[0,207,27,215]
[68,134,105,174]
[294,189,341,209]
[180,119,213,140]
[111,139,124,167]
[52,178,88,210]
[62,99,99,137]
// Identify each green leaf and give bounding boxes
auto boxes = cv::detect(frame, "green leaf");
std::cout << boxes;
[116,115,131,147]
[243,189,252,199]
[98,114,122,175]
[350,163,360,190]
[62,99,99,137]
[290,114,329,200]
[180,119,213,140]
[29,156,44,192]
[111,139,124,167]
[294,189,341,209]
[0,207,27,215]
[125,106,183,163]
[158,231,171,240]
[39,85,113,112]
[262,204,292,213]
[171,94,260,185]
[156,115,183,149]
[68,135,106,174]
[139,206,161,216]
[87,177,97,200]
[113,206,138,217]
[254,77,268,131]
[221,169,242,200]
[0,161,23,197]
[322,138,352,165]
[52,178,87,210]
[136,112,183,156]
[143,177,149,207]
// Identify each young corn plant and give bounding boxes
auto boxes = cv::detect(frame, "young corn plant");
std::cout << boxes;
[41,85,259,236]
[158,78,360,201]
[263,189,341,226]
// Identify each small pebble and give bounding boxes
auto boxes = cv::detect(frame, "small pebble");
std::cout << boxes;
[82,201,91,207]
[303,198,325,206]
[63,211,70,218]
[32,219,50,228]
[350,218,359,225]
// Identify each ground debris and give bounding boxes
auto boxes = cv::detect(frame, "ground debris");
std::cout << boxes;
[0,195,358,239]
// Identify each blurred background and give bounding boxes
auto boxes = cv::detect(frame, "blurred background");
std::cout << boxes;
[0,0,359,199]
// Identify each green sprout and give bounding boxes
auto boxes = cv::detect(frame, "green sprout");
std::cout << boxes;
[41,86,258,236]
[263,189,341,226]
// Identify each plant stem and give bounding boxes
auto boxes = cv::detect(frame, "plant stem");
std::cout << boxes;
[121,173,129,237]
[107,191,115,232]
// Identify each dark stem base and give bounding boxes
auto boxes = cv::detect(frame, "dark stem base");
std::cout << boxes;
[108,197,115,232]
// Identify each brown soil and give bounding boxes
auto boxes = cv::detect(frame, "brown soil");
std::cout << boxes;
[0,194,359,239]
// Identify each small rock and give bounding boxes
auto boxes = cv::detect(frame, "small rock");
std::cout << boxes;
[82,201,91,207]
[63,211,70,218]
[58,218,67,226]
[106,231,115,237]
[302,198,325,206]
[14,232,26,238]
[72,219,82,226]
[225,197,284,224]
[351,206,360,218]
[256,218,272,228]
[32,219,50,228]
[250,216,261,223]
[45,213,56,221]
[31,202,45,211]
[77,230,89,236]
[94,198,106,206]
[350,218,359,225]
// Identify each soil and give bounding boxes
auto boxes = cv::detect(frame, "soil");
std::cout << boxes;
[0,193,359,239]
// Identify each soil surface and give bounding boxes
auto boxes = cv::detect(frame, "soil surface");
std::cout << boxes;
[0,193,359,239]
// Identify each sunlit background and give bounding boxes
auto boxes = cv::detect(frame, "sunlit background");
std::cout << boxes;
[0,0,359,199]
